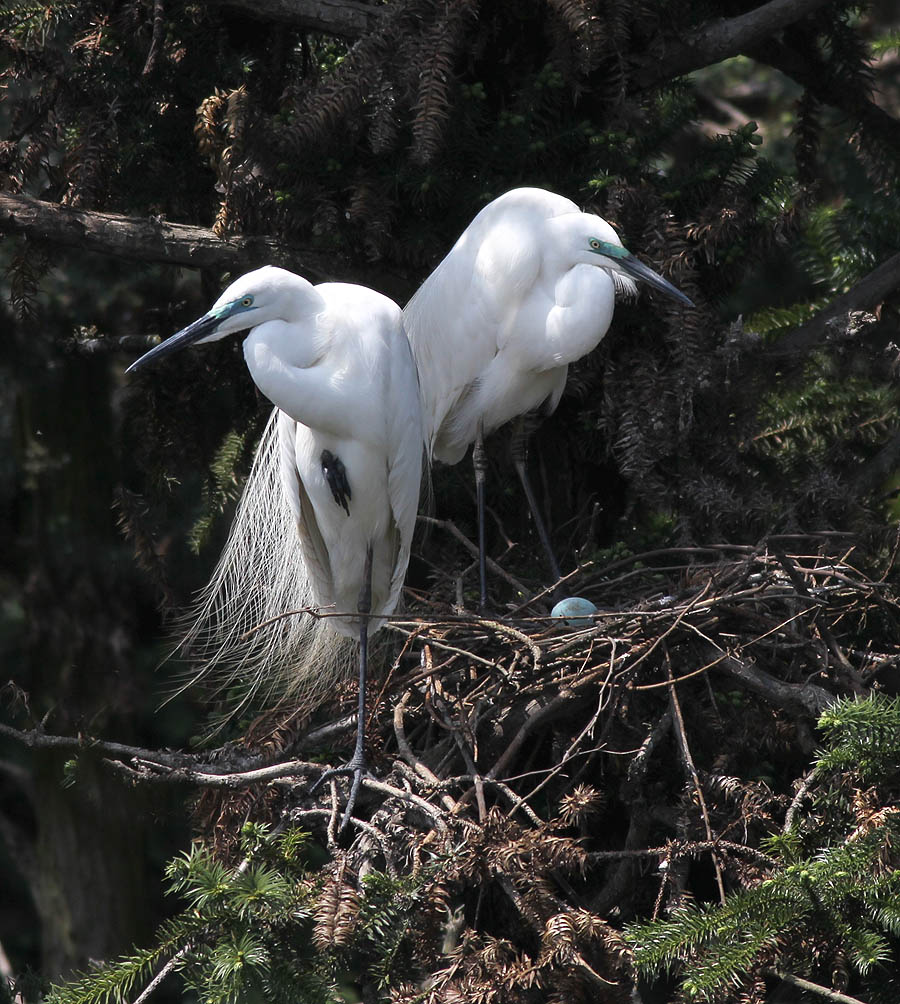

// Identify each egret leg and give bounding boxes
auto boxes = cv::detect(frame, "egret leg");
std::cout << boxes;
[308,544,373,832]
[510,417,562,587]
[473,422,488,611]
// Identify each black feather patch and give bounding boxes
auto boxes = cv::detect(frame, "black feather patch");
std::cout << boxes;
[321,449,352,515]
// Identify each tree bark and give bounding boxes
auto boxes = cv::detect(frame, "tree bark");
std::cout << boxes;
[208,0,381,38]
[0,193,352,281]
[714,649,834,717]
[31,752,152,981]
[633,0,832,89]
[766,250,900,356]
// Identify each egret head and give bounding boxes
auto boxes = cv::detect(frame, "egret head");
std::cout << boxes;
[127,266,315,374]
[561,214,694,307]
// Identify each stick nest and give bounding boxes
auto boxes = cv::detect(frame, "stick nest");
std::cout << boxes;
[188,531,900,1001]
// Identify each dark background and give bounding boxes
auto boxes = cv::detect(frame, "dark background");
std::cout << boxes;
[2,0,900,994]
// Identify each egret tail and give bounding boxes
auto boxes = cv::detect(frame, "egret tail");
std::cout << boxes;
[171,408,355,722]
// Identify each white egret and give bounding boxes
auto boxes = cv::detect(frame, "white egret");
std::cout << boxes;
[127,266,424,825]
[403,187,693,608]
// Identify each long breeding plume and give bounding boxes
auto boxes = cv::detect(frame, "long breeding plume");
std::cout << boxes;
[172,409,355,721]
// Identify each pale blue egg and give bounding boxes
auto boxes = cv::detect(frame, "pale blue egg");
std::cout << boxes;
[550,596,598,628]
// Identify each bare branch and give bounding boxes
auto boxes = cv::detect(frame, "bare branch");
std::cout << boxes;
[762,969,871,1004]
[766,251,900,357]
[107,757,322,788]
[0,720,198,767]
[208,0,381,38]
[631,0,900,161]
[587,839,778,869]
[129,947,190,1004]
[635,0,831,89]
[393,695,460,813]
[418,515,532,599]
[713,649,833,717]
[0,717,352,784]
[784,767,818,832]
[0,193,353,281]
[666,652,727,905]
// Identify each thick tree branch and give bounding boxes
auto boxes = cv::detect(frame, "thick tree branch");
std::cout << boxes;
[766,251,900,357]
[209,0,381,38]
[746,38,900,155]
[635,0,831,89]
[0,193,353,281]
[633,0,900,159]
[713,649,834,717]
[108,755,321,788]
[0,715,354,776]
[195,0,840,87]
[0,719,198,767]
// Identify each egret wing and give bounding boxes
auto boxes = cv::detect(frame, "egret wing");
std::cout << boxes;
[404,189,580,460]
[383,326,425,618]
[276,410,335,610]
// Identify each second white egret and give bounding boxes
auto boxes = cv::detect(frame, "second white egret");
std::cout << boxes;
[403,187,693,607]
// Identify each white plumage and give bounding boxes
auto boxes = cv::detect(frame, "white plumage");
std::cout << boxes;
[403,187,692,601]
[245,279,422,641]
[128,266,424,721]
[406,188,620,463]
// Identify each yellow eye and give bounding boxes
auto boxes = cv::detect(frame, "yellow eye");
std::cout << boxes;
[241,296,253,307]
[589,238,602,250]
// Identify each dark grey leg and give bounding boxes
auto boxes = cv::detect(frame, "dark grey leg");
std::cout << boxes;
[308,544,373,832]
[342,544,372,826]
[510,416,562,586]
[473,422,488,611]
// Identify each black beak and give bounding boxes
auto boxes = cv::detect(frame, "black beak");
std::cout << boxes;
[619,255,694,307]
[126,313,222,374]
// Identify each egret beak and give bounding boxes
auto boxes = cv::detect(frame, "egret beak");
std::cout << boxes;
[126,313,222,374]
[618,255,694,307]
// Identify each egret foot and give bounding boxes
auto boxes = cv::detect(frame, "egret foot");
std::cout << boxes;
[309,755,370,832]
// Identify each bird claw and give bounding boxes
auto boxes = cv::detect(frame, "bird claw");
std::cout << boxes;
[309,758,369,832]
